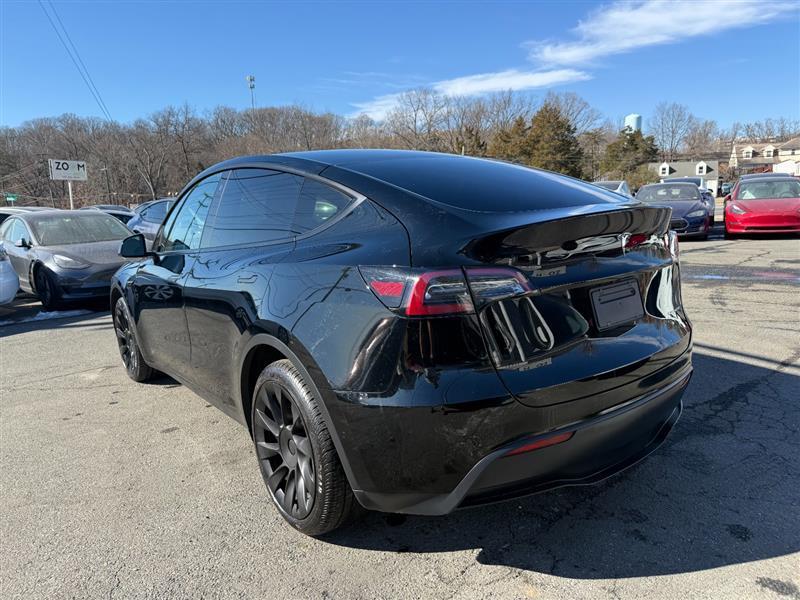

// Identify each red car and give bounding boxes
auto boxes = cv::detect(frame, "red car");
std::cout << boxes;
[724,176,800,237]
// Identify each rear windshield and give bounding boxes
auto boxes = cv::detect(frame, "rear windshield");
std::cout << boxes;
[344,154,626,212]
[738,180,800,200]
[664,177,701,187]
[594,181,621,190]
[29,213,131,245]
[637,184,700,202]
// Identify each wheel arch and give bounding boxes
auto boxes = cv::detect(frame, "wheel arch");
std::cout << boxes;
[237,332,360,491]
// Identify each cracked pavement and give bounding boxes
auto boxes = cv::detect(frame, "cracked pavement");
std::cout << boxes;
[1,231,798,599]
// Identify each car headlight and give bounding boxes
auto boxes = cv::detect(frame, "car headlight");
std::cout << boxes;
[729,204,747,215]
[53,254,89,269]
[686,209,707,218]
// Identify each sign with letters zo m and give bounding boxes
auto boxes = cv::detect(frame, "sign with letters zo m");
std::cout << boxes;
[48,159,88,181]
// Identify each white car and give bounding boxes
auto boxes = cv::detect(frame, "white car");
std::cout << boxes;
[0,242,20,305]
[594,180,632,197]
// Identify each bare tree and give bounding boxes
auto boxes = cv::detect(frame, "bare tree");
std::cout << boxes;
[683,119,719,157]
[649,102,694,161]
[545,91,602,135]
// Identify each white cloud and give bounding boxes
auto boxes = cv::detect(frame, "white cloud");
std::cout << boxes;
[350,93,403,121]
[350,0,795,121]
[528,0,797,65]
[433,68,590,96]
[350,69,590,120]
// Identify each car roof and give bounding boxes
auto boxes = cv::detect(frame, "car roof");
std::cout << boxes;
[642,182,698,188]
[739,172,791,179]
[14,209,112,223]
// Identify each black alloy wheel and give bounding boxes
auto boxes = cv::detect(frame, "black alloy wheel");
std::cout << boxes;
[113,296,155,382]
[254,380,316,520]
[35,267,59,310]
[251,360,360,536]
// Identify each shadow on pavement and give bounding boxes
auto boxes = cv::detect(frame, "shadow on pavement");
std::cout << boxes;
[323,351,800,580]
[0,296,110,338]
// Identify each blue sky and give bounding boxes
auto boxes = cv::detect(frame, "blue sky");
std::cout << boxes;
[2,0,799,129]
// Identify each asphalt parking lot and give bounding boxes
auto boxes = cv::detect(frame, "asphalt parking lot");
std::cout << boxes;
[1,227,798,600]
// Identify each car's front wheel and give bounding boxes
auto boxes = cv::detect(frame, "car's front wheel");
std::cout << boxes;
[34,266,61,311]
[251,359,359,536]
[113,296,156,382]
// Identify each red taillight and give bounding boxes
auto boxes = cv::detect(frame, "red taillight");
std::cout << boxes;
[359,267,473,316]
[625,233,648,248]
[504,431,574,457]
[369,280,405,299]
[359,266,532,317]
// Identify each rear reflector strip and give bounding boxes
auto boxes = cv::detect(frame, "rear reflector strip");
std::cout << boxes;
[504,431,574,457]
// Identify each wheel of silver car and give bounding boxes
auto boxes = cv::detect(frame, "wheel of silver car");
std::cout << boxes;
[113,296,155,382]
[34,266,60,311]
[252,360,360,535]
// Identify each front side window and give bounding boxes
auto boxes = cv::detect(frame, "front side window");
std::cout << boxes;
[160,173,221,252]
[1,219,26,244]
[203,168,303,248]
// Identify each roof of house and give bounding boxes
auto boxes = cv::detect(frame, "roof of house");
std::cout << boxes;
[648,160,719,179]
[779,136,800,150]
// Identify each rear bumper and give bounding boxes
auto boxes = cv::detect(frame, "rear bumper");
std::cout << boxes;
[352,362,690,515]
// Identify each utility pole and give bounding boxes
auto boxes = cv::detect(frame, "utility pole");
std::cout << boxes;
[100,165,112,202]
[246,75,256,111]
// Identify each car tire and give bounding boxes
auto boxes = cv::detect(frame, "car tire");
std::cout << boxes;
[251,359,360,536]
[113,296,156,382]
[34,266,62,311]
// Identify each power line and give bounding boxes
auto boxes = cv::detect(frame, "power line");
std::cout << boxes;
[46,0,113,121]
[38,0,113,122]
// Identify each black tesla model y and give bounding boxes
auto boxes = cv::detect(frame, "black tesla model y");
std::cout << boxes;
[111,150,692,535]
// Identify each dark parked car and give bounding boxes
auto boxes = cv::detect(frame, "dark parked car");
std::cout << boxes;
[0,209,132,309]
[80,205,135,224]
[112,150,692,536]
[126,198,174,241]
[636,182,713,239]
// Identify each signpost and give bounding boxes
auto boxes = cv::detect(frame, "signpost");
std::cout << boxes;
[5,193,18,204]
[48,159,88,210]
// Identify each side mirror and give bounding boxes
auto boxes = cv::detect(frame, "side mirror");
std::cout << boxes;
[119,233,152,258]
[14,238,31,249]
[723,194,731,203]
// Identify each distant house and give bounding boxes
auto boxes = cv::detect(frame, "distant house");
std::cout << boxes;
[648,159,720,194]
[729,137,800,174]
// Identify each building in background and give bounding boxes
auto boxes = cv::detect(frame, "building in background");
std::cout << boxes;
[624,113,642,132]
[649,159,720,195]
[729,137,800,174]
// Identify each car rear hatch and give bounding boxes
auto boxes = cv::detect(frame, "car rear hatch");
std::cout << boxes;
[461,205,691,409]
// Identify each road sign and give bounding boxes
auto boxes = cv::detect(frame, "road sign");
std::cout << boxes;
[5,193,18,203]
[48,159,88,181]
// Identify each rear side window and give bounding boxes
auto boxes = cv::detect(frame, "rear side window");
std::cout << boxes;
[294,179,353,234]
[160,173,221,252]
[203,168,303,247]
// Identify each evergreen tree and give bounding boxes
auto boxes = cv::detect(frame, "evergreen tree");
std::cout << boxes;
[600,128,659,178]
[526,102,583,177]
[488,116,530,162]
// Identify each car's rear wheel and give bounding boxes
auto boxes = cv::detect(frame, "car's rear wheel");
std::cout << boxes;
[252,359,359,536]
[113,296,156,382]
[34,266,61,311]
